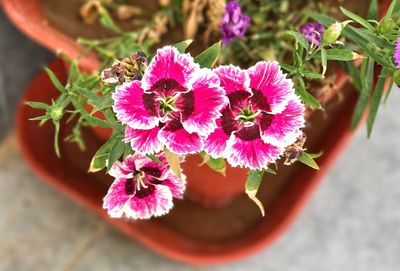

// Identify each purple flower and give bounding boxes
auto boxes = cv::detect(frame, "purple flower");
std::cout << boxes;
[394,38,400,68]
[220,0,250,45]
[299,22,325,46]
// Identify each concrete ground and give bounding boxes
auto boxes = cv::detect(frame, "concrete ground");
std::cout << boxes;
[1,8,400,271]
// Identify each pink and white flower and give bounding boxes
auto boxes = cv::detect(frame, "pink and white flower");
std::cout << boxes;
[113,46,226,155]
[204,62,305,170]
[103,153,186,219]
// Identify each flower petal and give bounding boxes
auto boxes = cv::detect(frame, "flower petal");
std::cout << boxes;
[214,65,250,95]
[158,119,203,155]
[248,61,294,114]
[103,177,132,218]
[226,134,283,170]
[124,185,173,219]
[204,120,230,158]
[125,126,163,154]
[142,46,199,91]
[113,81,159,129]
[179,69,227,136]
[162,172,187,199]
[261,96,305,146]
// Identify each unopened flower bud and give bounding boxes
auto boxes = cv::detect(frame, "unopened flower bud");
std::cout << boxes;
[379,18,395,34]
[393,70,400,86]
[50,107,63,121]
[322,21,351,44]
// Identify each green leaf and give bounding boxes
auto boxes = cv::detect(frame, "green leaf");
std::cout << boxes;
[245,170,265,216]
[98,6,122,33]
[106,135,126,170]
[281,64,297,74]
[295,79,321,109]
[194,41,221,68]
[385,0,400,18]
[91,92,113,114]
[173,39,193,53]
[368,0,378,20]
[367,68,389,137]
[146,154,165,166]
[265,167,277,175]
[199,152,226,175]
[324,49,360,61]
[164,149,181,177]
[287,30,309,50]
[89,135,118,172]
[340,7,375,31]
[303,70,323,80]
[321,48,327,78]
[25,101,50,110]
[352,58,374,129]
[44,67,66,94]
[298,153,319,170]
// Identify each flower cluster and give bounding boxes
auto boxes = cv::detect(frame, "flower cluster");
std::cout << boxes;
[103,153,186,219]
[106,45,305,219]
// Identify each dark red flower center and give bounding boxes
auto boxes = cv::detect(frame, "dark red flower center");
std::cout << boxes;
[142,78,195,122]
[221,89,274,141]
[124,166,163,198]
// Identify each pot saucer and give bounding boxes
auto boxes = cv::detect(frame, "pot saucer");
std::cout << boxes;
[16,59,358,264]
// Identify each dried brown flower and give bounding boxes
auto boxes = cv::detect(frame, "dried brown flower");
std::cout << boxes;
[116,5,142,21]
[204,0,226,43]
[284,133,307,166]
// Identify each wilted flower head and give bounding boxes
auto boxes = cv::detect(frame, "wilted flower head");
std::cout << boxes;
[113,46,226,155]
[103,153,186,219]
[394,38,400,69]
[299,22,325,46]
[204,62,305,170]
[220,0,250,45]
[284,133,306,165]
[101,51,148,85]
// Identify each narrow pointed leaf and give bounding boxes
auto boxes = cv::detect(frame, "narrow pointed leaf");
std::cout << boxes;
[340,7,375,31]
[195,41,221,68]
[352,58,374,129]
[298,153,319,170]
[44,67,66,93]
[367,68,389,137]
[245,170,265,216]
[173,39,193,53]
[368,0,378,20]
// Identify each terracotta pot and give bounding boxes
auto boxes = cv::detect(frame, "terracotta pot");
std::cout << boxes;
[10,0,393,264]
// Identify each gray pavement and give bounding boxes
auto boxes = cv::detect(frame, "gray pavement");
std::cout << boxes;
[1,7,400,271]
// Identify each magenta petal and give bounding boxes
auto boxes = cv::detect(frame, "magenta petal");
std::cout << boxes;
[142,46,199,91]
[125,126,163,154]
[158,120,203,155]
[214,65,250,95]
[248,61,294,114]
[162,172,187,199]
[226,135,283,170]
[103,178,131,218]
[113,81,159,129]
[180,69,227,136]
[204,120,230,158]
[125,185,173,219]
[261,96,305,146]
